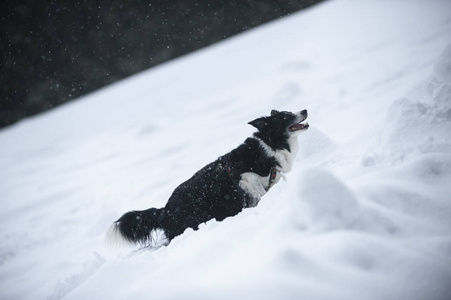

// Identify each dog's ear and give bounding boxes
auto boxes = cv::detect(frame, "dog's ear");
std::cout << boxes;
[271,109,279,116]
[248,117,267,130]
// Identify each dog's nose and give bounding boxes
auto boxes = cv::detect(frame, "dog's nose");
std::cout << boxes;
[301,109,308,115]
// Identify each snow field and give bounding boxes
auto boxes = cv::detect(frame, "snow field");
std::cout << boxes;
[1,0,451,299]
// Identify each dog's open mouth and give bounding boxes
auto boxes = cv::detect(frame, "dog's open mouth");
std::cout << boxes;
[288,117,309,132]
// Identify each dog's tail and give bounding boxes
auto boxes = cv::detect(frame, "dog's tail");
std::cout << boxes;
[106,208,168,247]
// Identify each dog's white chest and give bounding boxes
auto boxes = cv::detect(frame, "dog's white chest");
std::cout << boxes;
[275,137,298,172]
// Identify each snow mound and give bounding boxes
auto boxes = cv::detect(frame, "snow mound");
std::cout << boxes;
[381,42,451,161]
[296,168,360,231]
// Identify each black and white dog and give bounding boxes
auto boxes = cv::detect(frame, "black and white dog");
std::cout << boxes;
[107,109,309,247]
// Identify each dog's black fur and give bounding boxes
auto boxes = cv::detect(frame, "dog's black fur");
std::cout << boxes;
[108,109,308,246]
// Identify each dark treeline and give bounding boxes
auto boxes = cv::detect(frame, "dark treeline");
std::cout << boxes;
[1,0,324,129]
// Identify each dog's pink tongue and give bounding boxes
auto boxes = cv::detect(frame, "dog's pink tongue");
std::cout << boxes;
[289,122,309,131]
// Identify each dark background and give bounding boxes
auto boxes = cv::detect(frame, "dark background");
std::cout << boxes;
[1,0,325,129]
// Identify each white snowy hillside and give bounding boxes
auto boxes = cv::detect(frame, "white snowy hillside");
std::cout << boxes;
[1,0,451,299]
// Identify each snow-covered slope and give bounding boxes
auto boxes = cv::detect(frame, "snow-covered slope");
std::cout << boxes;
[1,0,451,299]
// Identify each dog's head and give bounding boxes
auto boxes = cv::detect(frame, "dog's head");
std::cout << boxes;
[248,109,309,150]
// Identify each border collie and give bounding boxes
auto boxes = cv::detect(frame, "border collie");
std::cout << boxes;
[107,109,309,247]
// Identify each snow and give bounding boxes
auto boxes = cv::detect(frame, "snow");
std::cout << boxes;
[1,0,451,299]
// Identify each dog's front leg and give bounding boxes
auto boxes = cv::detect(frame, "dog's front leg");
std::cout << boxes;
[239,172,268,207]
